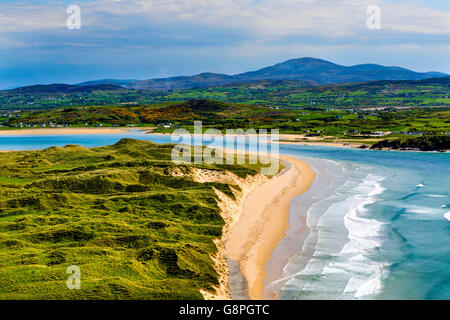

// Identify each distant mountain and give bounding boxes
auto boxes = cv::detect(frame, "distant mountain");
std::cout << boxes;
[76,79,137,87]
[6,83,127,94]
[5,58,449,94]
[343,76,450,87]
[120,57,448,90]
[127,73,235,90]
[234,58,448,84]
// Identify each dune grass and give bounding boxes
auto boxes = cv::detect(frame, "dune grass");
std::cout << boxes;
[0,138,271,299]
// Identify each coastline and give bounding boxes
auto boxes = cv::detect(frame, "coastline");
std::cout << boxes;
[0,127,152,135]
[0,128,447,152]
[0,139,316,300]
[1,129,448,299]
[192,168,270,300]
[276,134,371,148]
[0,129,317,300]
[0,130,448,300]
[276,134,450,152]
[0,128,379,148]
[222,154,315,300]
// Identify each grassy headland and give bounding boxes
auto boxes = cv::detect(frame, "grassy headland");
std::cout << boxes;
[0,139,272,299]
[370,135,450,151]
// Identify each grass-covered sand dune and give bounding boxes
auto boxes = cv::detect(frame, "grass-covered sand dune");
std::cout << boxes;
[0,139,267,299]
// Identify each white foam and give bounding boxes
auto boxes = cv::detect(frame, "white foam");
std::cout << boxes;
[407,208,432,214]
[444,212,450,221]
[405,206,448,220]
[416,184,425,188]
[279,172,389,299]
[354,275,384,298]
[339,177,389,298]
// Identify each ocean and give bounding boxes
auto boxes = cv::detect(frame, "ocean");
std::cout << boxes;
[274,145,450,300]
[0,131,449,300]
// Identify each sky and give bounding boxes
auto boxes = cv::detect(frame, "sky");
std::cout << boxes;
[0,0,449,89]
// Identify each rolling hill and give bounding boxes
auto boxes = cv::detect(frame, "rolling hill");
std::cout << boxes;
[1,76,448,110]
[76,79,138,87]
[232,57,447,84]
[7,83,127,94]
[128,73,234,91]
[3,58,447,96]
[86,57,447,90]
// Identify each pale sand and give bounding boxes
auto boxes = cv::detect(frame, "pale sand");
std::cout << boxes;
[278,140,362,148]
[224,154,316,300]
[0,127,154,136]
[0,129,377,148]
[0,130,316,299]
[187,153,315,300]
[276,134,368,148]
[190,168,269,300]
[148,132,371,148]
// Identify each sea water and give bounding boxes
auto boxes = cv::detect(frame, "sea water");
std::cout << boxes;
[0,132,449,299]
[271,145,450,300]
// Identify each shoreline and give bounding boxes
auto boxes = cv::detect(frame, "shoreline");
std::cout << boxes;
[0,128,447,152]
[0,139,316,300]
[275,140,450,153]
[277,134,368,148]
[0,127,153,136]
[223,155,316,300]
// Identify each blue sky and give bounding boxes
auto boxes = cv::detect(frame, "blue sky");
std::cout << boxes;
[0,0,449,89]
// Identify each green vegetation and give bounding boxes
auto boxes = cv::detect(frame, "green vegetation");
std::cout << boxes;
[158,78,450,109]
[1,78,448,110]
[0,139,272,299]
[370,135,450,151]
[1,79,448,151]
[3,100,449,139]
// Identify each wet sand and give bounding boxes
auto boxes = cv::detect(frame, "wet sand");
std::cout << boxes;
[225,154,316,300]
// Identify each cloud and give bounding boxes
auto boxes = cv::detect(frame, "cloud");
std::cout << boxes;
[0,2,67,32]
[382,2,450,34]
[1,0,449,36]
[0,0,448,88]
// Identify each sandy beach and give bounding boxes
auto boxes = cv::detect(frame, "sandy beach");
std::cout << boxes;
[0,127,152,136]
[193,152,316,300]
[0,128,374,149]
[224,154,315,300]
[278,140,363,148]
[275,134,378,148]
[0,128,318,299]
[0,128,317,299]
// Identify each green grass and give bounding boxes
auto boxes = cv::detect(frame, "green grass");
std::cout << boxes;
[5,99,449,138]
[0,139,274,299]
[1,78,448,111]
[370,135,450,151]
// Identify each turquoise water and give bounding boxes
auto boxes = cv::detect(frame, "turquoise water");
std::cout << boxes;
[0,132,449,300]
